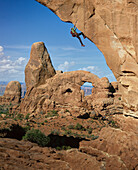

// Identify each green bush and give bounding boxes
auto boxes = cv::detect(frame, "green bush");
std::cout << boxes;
[23,129,50,147]
[25,113,30,120]
[68,124,75,129]
[45,110,58,118]
[17,114,24,120]
[87,127,92,134]
[75,123,84,130]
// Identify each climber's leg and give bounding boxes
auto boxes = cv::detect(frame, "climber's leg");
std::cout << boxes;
[78,32,86,39]
[77,36,85,47]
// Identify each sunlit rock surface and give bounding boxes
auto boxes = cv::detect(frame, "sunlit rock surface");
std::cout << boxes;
[36,0,138,117]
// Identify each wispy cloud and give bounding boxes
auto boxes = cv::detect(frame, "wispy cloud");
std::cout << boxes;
[0,46,4,56]
[79,66,98,72]
[4,45,30,49]
[49,45,85,52]
[78,65,116,82]
[58,61,75,72]
[0,45,27,81]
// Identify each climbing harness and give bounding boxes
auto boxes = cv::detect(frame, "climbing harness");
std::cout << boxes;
[70,26,77,37]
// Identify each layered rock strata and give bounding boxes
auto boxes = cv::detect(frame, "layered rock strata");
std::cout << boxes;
[36,0,138,117]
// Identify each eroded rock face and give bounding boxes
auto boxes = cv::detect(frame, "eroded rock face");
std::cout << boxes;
[20,42,123,116]
[25,42,56,91]
[36,0,138,117]
[80,126,138,169]
[21,69,114,115]
[0,81,21,105]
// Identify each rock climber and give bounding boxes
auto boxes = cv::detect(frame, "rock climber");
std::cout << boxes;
[70,25,86,47]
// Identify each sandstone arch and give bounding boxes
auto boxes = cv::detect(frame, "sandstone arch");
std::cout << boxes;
[36,0,138,117]
[21,42,115,115]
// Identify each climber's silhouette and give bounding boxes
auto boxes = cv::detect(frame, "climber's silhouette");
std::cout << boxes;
[70,26,86,47]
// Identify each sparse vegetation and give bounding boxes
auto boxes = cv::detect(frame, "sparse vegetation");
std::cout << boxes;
[75,123,85,130]
[16,114,24,121]
[108,120,119,128]
[87,127,92,134]
[68,124,75,129]
[25,113,30,120]
[50,129,60,135]
[91,135,99,140]
[56,145,71,150]
[45,110,58,118]
[0,105,9,115]
[61,126,66,131]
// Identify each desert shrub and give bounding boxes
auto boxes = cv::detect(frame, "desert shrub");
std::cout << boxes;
[91,135,99,140]
[45,110,58,118]
[75,123,84,130]
[87,127,92,134]
[61,126,66,131]
[23,126,31,133]
[64,130,72,136]
[56,146,71,150]
[16,114,24,120]
[25,113,30,120]
[50,129,60,135]
[23,129,50,147]
[68,124,75,129]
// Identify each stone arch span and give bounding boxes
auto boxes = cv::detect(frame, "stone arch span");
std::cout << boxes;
[36,0,138,117]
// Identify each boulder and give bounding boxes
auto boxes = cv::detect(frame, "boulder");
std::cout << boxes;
[36,0,138,117]
[0,81,21,105]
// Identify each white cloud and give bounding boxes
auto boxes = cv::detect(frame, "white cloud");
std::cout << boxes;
[0,46,4,56]
[15,57,26,64]
[58,61,75,72]
[79,65,98,72]
[0,45,27,82]
[0,46,3,52]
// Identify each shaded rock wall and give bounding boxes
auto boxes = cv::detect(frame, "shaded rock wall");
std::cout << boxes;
[36,0,138,117]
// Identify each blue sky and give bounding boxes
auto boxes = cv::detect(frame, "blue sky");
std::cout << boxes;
[0,0,116,83]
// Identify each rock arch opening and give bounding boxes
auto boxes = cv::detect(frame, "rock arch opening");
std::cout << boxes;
[81,82,93,96]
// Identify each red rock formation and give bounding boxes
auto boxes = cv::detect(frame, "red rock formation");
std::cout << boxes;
[80,126,138,169]
[0,81,21,105]
[25,42,56,91]
[20,42,123,116]
[35,0,138,117]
